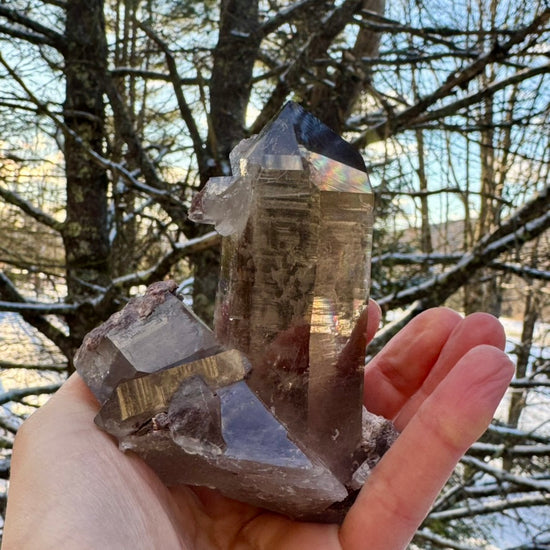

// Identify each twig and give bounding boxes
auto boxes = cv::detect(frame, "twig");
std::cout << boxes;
[0,384,61,406]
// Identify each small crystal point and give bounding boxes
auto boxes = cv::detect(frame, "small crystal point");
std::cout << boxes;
[75,281,220,404]
[168,376,226,456]
[94,348,251,438]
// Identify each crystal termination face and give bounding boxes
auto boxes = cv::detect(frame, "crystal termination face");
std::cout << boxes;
[75,103,398,521]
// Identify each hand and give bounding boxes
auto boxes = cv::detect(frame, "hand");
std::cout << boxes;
[3,304,514,550]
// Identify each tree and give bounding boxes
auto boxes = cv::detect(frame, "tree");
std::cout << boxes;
[0,0,549,546]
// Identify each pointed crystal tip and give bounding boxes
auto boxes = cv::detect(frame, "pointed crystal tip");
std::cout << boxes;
[270,102,367,173]
[189,102,370,237]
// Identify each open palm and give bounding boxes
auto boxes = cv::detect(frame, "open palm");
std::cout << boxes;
[4,304,513,550]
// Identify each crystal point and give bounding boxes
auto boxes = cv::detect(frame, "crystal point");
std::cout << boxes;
[195,102,375,483]
[168,376,226,456]
[269,102,367,172]
[75,280,220,404]
[75,103,398,521]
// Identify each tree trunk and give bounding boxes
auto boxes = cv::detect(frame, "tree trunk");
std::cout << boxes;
[209,0,260,168]
[62,0,111,359]
[309,0,386,132]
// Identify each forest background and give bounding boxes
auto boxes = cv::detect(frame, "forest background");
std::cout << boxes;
[0,0,549,547]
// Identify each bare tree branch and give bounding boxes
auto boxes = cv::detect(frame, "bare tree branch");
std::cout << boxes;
[250,0,366,134]
[102,77,190,225]
[0,23,58,47]
[0,459,10,480]
[486,424,550,445]
[259,0,319,37]
[354,7,550,145]
[427,494,550,521]
[0,416,21,435]
[111,230,221,289]
[490,262,550,281]
[414,530,479,550]
[412,63,550,127]
[109,67,199,85]
[0,6,65,50]
[509,378,550,388]
[468,442,550,458]
[136,21,208,175]
[0,272,71,356]
[373,252,550,281]
[0,384,61,406]
[0,186,64,232]
[461,456,550,491]
[378,185,550,311]
[0,360,67,371]
[0,300,78,314]
[0,51,189,229]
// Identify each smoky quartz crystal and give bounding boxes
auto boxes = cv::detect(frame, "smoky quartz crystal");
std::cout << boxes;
[75,102,398,521]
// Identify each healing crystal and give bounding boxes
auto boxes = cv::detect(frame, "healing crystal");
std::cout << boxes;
[190,102,375,483]
[75,103,398,521]
[74,280,221,405]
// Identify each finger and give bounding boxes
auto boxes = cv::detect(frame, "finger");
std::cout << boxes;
[363,308,462,420]
[394,312,506,429]
[365,299,382,345]
[340,345,514,550]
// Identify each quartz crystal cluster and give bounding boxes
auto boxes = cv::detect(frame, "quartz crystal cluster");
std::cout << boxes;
[75,102,398,521]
